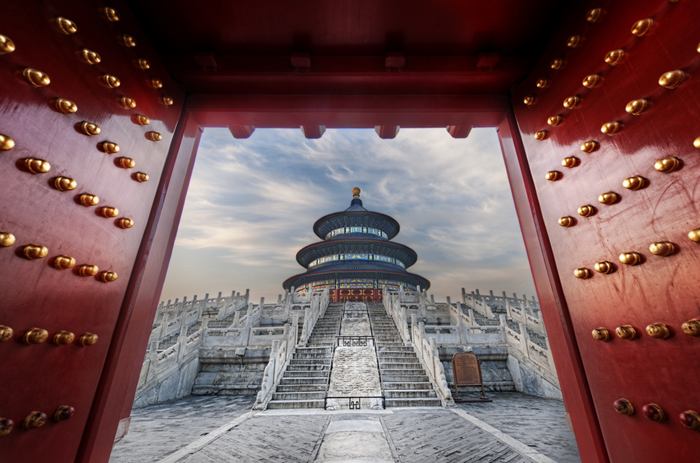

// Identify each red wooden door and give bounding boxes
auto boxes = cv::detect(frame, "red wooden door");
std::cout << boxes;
[0,2,185,461]
[510,1,700,460]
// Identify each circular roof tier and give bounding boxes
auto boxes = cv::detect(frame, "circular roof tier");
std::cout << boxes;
[313,196,400,239]
[282,266,431,291]
[296,239,418,268]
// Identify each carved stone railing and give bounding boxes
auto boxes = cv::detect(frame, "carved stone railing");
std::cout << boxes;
[136,321,204,399]
[383,292,410,343]
[410,316,454,406]
[504,318,558,385]
[253,314,299,410]
[462,294,496,319]
[299,289,330,346]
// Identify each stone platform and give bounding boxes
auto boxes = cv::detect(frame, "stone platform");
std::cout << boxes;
[111,393,580,462]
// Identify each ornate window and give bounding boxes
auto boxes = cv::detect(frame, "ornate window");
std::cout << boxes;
[325,226,388,239]
[308,253,405,268]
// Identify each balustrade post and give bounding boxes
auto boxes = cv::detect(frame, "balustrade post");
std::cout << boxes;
[519,320,530,358]
[400,306,409,342]
[430,337,438,378]
[457,307,467,344]
[417,319,424,358]
[176,318,188,362]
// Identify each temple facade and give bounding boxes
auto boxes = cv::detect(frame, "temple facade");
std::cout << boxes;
[284,187,430,302]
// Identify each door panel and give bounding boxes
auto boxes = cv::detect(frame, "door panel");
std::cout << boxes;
[512,1,700,461]
[0,2,182,461]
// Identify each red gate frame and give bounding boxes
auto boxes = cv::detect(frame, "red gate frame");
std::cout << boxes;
[76,94,609,463]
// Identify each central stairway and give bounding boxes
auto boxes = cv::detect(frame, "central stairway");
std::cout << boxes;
[368,303,442,407]
[267,303,343,409]
[266,301,441,409]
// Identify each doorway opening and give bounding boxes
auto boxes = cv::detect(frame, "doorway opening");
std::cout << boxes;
[112,127,579,462]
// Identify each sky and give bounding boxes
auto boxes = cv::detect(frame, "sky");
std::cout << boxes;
[159,128,536,303]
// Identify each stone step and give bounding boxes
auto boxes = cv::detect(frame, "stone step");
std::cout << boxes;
[384,389,437,399]
[276,384,327,392]
[267,399,325,409]
[381,374,429,382]
[287,364,331,371]
[279,377,328,385]
[289,358,331,364]
[378,361,421,369]
[384,398,442,408]
[293,354,331,360]
[272,391,327,401]
[378,355,419,361]
[380,367,426,374]
[284,370,329,378]
[378,351,416,356]
[296,346,332,352]
[382,381,433,390]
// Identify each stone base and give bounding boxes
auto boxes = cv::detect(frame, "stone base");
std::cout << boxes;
[133,356,200,409]
[507,356,562,399]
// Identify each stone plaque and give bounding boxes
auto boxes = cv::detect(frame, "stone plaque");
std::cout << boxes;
[452,352,482,386]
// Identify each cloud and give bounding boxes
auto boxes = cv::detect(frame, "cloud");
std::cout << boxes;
[161,128,536,301]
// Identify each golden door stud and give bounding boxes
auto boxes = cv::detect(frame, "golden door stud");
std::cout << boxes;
[615,324,638,340]
[558,216,576,227]
[592,327,611,341]
[78,193,100,207]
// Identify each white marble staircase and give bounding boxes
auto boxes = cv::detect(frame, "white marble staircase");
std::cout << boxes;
[368,304,442,407]
[266,304,343,409]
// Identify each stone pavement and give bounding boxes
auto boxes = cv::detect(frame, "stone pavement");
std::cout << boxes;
[458,393,580,463]
[110,395,255,463]
[110,393,580,463]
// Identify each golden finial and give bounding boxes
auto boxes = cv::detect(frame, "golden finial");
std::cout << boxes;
[352,186,361,198]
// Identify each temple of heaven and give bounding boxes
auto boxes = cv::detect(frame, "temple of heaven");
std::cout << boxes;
[283,187,430,302]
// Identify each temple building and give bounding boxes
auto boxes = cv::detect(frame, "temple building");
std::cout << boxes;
[283,187,430,302]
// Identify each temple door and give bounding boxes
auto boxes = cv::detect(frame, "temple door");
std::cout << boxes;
[0,3,197,462]
[503,1,700,461]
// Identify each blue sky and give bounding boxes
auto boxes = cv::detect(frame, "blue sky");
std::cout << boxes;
[160,128,536,302]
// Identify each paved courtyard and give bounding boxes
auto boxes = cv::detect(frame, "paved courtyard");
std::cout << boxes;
[111,393,579,463]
